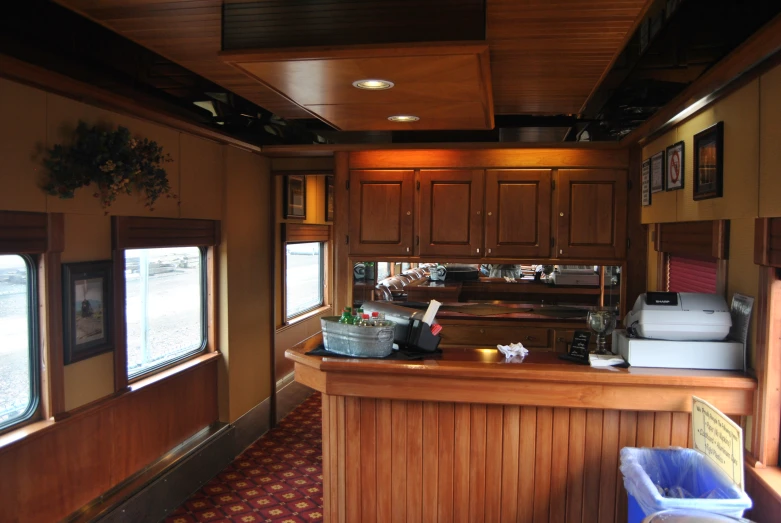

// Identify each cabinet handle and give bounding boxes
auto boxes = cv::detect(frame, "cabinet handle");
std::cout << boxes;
[406,211,411,216]
[557,337,565,342]
[479,329,485,334]
[488,248,492,254]
[477,210,481,215]
[487,211,492,216]
[476,248,480,254]
[406,247,410,252]
[560,212,564,217]
[525,336,537,341]
[560,249,563,255]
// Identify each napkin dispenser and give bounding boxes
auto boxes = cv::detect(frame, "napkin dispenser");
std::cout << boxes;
[361,301,441,352]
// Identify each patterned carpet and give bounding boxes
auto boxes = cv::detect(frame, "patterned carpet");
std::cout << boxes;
[165,393,323,523]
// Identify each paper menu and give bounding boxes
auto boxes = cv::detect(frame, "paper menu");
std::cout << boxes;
[691,396,744,489]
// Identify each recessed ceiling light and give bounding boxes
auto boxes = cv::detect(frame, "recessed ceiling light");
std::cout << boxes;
[387,115,420,122]
[352,79,394,90]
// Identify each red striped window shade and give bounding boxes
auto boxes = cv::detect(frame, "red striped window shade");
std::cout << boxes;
[667,254,718,294]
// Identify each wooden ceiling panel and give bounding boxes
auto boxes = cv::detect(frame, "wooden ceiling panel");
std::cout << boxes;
[222,43,494,131]
[54,0,652,127]
[53,0,310,118]
[487,0,651,115]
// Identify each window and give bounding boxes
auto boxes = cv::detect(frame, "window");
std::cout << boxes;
[376,262,391,281]
[666,254,718,294]
[285,242,324,320]
[125,247,206,378]
[0,255,38,431]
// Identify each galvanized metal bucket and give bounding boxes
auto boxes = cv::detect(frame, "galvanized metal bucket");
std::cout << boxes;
[320,316,395,358]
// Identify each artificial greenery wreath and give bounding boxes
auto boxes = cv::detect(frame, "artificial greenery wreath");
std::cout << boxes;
[43,121,176,212]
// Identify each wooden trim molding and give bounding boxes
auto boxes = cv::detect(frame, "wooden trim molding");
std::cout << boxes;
[348,148,629,170]
[333,152,350,314]
[0,210,54,254]
[112,216,221,250]
[755,217,781,268]
[753,267,781,468]
[282,223,330,244]
[654,219,730,260]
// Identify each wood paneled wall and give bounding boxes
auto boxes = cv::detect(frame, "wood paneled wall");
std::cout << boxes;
[321,394,691,523]
[0,357,218,522]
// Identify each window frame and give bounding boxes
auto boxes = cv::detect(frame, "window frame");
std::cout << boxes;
[125,246,209,381]
[112,216,220,390]
[0,254,40,434]
[280,223,331,326]
[284,241,326,322]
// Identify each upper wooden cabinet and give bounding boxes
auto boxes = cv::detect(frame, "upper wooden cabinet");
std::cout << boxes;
[419,170,484,257]
[556,169,627,259]
[348,170,415,256]
[485,169,551,258]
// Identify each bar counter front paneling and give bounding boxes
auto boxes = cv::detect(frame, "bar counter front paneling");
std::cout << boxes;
[286,336,756,523]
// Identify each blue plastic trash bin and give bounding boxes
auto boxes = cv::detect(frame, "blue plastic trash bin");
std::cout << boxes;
[620,447,752,523]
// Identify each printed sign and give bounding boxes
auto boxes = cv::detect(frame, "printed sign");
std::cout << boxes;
[651,151,665,193]
[666,141,685,191]
[691,396,744,489]
[559,330,591,365]
[642,159,651,206]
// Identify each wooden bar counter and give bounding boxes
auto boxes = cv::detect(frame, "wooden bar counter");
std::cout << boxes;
[286,335,756,523]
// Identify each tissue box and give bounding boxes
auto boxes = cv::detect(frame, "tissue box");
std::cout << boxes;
[613,330,743,370]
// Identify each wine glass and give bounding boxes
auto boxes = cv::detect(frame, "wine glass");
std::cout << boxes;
[587,308,617,355]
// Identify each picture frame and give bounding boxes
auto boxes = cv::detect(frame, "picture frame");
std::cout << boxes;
[693,122,724,201]
[284,174,306,219]
[641,159,651,206]
[62,260,113,365]
[325,175,334,222]
[650,150,665,193]
[665,141,685,191]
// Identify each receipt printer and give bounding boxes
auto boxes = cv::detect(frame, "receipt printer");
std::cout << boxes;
[624,292,732,341]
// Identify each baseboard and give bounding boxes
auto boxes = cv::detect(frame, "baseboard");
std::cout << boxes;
[276,371,313,423]
[232,394,272,455]
[89,397,273,523]
[87,383,311,522]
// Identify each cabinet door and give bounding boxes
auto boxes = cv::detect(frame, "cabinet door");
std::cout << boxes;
[419,170,484,257]
[557,169,627,259]
[485,169,551,258]
[349,170,415,256]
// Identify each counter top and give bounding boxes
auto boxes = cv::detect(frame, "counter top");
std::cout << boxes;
[286,334,756,415]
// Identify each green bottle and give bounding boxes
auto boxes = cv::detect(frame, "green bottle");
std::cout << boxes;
[338,308,351,324]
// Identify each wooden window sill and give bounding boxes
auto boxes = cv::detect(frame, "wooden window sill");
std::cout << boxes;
[278,305,332,332]
[130,351,220,391]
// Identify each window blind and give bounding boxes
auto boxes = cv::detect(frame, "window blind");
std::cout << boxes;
[667,254,718,294]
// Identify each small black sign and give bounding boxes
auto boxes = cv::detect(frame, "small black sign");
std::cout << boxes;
[646,292,678,306]
[558,330,591,365]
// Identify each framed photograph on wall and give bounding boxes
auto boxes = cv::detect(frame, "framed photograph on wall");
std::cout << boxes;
[641,159,651,206]
[666,141,685,191]
[693,122,724,201]
[325,175,334,222]
[284,174,306,219]
[62,260,113,365]
[651,151,665,193]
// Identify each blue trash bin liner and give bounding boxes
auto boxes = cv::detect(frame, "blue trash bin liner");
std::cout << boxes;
[620,447,751,523]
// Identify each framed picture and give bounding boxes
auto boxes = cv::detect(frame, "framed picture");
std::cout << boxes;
[325,175,334,222]
[641,159,651,206]
[62,260,113,365]
[651,151,665,193]
[284,174,306,219]
[693,122,724,201]
[665,141,685,191]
